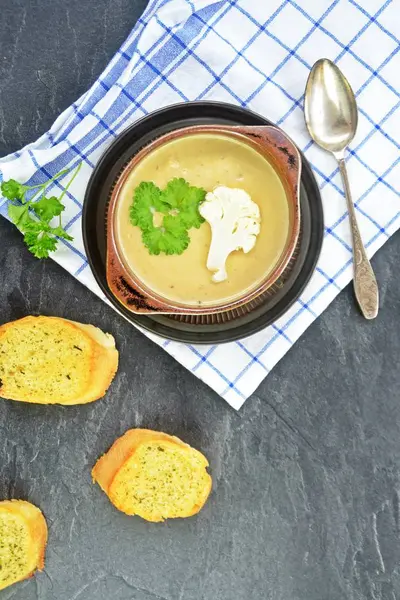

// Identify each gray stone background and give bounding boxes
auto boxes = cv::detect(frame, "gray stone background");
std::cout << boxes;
[1,1,400,599]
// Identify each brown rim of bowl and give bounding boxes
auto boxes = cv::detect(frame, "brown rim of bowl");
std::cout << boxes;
[106,124,302,315]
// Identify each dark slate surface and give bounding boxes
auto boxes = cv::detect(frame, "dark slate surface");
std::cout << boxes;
[1,1,400,599]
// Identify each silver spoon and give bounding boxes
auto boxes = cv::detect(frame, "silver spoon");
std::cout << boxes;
[304,58,379,319]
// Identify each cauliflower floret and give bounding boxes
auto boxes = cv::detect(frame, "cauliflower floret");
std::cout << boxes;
[199,186,261,283]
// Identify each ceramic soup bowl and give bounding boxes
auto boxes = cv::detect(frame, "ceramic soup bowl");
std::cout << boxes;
[106,124,301,315]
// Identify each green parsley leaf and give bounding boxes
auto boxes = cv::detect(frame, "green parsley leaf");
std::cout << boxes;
[130,182,167,230]
[22,221,73,258]
[26,233,58,259]
[1,179,26,201]
[51,226,73,241]
[8,204,35,232]
[129,178,206,256]
[142,221,190,256]
[162,178,205,229]
[162,178,190,209]
[162,214,188,236]
[23,223,58,258]
[32,196,65,222]
[23,220,48,237]
[176,186,206,229]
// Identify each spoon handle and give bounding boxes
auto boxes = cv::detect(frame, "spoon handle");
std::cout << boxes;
[337,158,379,319]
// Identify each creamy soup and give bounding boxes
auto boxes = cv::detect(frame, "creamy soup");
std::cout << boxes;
[115,133,289,307]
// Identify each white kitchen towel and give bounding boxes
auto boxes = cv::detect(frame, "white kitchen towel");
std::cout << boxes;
[1,0,399,409]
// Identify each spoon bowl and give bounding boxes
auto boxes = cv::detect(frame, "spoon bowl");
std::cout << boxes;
[304,58,358,156]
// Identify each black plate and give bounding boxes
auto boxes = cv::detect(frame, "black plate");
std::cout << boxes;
[82,102,324,344]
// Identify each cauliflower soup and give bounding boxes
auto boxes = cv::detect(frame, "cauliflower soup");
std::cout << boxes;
[115,133,289,307]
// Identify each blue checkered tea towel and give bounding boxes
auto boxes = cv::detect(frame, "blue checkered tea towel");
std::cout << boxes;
[1,0,399,409]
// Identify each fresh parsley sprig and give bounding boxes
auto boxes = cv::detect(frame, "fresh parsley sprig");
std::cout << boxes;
[1,163,82,258]
[130,178,206,255]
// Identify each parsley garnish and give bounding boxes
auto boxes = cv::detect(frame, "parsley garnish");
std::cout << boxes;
[1,163,81,258]
[130,178,206,255]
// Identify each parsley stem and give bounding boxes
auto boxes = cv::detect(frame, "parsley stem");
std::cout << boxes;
[52,168,70,180]
[26,169,69,190]
[25,168,71,204]
[27,187,44,204]
[27,182,48,190]
[58,163,82,202]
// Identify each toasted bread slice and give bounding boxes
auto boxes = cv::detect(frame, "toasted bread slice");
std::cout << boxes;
[0,316,118,405]
[92,429,212,522]
[0,500,48,591]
